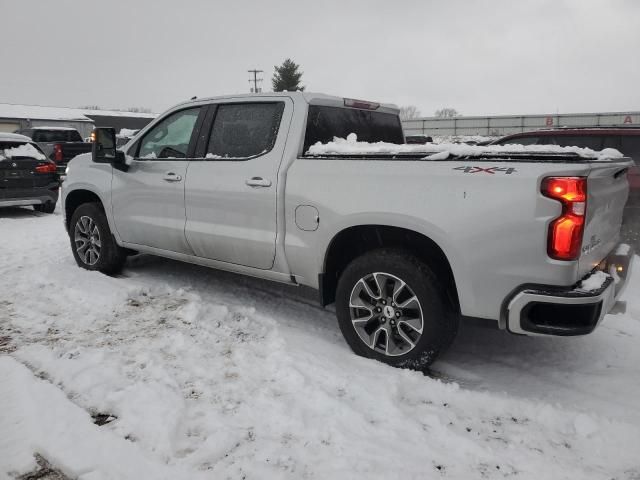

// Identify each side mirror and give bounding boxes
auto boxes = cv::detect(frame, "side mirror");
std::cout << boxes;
[92,127,128,171]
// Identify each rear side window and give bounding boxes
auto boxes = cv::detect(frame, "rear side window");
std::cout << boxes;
[32,129,82,143]
[552,135,603,150]
[303,105,404,153]
[0,141,46,160]
[206,102,284,159]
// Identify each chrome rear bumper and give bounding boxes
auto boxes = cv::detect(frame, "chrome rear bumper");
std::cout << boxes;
[506,243,634,336]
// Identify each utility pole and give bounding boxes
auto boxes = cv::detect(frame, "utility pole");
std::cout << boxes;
[247,69,264,93]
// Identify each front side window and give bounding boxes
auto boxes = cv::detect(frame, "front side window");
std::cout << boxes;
[138,107,201,159]
[206,103,284,159]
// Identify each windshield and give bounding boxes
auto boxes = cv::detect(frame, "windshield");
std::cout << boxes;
[303,105,403,153]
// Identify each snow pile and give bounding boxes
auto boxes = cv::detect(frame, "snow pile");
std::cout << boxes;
[306,133,624,160]
[1,143,46,161]
[432,135,500,144]
[577,270,610,292]
[1,209,640,479]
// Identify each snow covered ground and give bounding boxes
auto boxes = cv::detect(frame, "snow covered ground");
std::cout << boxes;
[1,205,640,480]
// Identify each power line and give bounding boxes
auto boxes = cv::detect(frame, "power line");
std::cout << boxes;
[247,69,264,93]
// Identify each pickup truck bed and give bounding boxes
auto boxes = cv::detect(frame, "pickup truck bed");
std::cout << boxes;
[61,92,635,369]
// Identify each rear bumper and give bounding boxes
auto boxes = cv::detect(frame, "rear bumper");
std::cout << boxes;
[0,184,59,208]
[505,243,634,336]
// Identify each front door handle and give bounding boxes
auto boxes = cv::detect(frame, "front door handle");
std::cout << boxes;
[245,177,272,187]
[163,172,182,182]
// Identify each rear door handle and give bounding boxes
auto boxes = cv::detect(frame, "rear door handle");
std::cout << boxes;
[245,177,272,187]
[163,172,182,182]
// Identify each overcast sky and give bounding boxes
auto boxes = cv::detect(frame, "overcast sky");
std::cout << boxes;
[1,0,638,117]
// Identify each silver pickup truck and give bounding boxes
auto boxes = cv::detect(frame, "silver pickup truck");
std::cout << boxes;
[61,92,634,369]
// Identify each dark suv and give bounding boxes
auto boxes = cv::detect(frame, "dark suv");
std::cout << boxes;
[492,127,640,248]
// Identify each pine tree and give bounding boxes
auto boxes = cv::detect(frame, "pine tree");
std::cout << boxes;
[272,59,305,92]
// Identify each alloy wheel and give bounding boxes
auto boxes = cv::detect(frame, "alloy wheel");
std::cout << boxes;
[348,272,424,356]
[74,215,101,266]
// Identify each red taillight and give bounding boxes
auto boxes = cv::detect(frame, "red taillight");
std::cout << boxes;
[53,144,63,163]
[35,162,57,174]
[541,177,587,261]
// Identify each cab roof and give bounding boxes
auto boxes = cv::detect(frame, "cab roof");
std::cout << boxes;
[172,91,400,114]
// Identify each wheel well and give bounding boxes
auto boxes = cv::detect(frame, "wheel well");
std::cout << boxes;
[320,225,459,311]
[64,190,104,231]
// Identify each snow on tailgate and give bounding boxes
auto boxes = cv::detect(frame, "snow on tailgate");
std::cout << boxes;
[1,209,640,479]
[306,133,625,160]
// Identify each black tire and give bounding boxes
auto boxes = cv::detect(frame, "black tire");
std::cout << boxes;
[69,202,126,274]
[335,249,458,370]
[34,202,56,214]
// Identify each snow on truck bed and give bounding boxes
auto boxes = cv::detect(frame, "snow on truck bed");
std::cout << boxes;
[306,133,625,160]
[1,207,640,480]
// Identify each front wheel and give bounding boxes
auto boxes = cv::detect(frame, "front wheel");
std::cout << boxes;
[69,203,126,274]
[335,249,458,370]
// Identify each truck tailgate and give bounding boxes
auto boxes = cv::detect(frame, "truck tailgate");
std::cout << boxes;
[579,160,633,275]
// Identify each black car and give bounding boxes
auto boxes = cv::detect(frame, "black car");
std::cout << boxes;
[17,126,92,174]
[0,132,59,213]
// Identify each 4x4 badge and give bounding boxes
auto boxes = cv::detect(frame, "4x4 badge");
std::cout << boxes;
[453,166,517,174]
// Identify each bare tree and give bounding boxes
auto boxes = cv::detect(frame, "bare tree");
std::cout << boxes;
[399,105,421,121]
[434,107,460,118]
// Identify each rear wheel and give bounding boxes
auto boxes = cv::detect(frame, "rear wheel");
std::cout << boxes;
[335,249,458,370]
[69,203,126,274]
[34,202,56,214]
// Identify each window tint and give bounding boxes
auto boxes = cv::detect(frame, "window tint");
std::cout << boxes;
[303,105,404,153]
[206,103,284,159]
[498,136,539,146]
[138,108,201,159]
[620,136,640,160]
[32,129,82,143]
[552,135,603,150]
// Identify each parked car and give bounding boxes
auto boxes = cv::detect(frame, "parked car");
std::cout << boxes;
[17,126,92,174]
[62,93,633,369]
[0,132,59,213]
[491,127,640,249]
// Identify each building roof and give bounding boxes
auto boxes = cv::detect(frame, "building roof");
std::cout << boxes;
[0,103,157,122]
